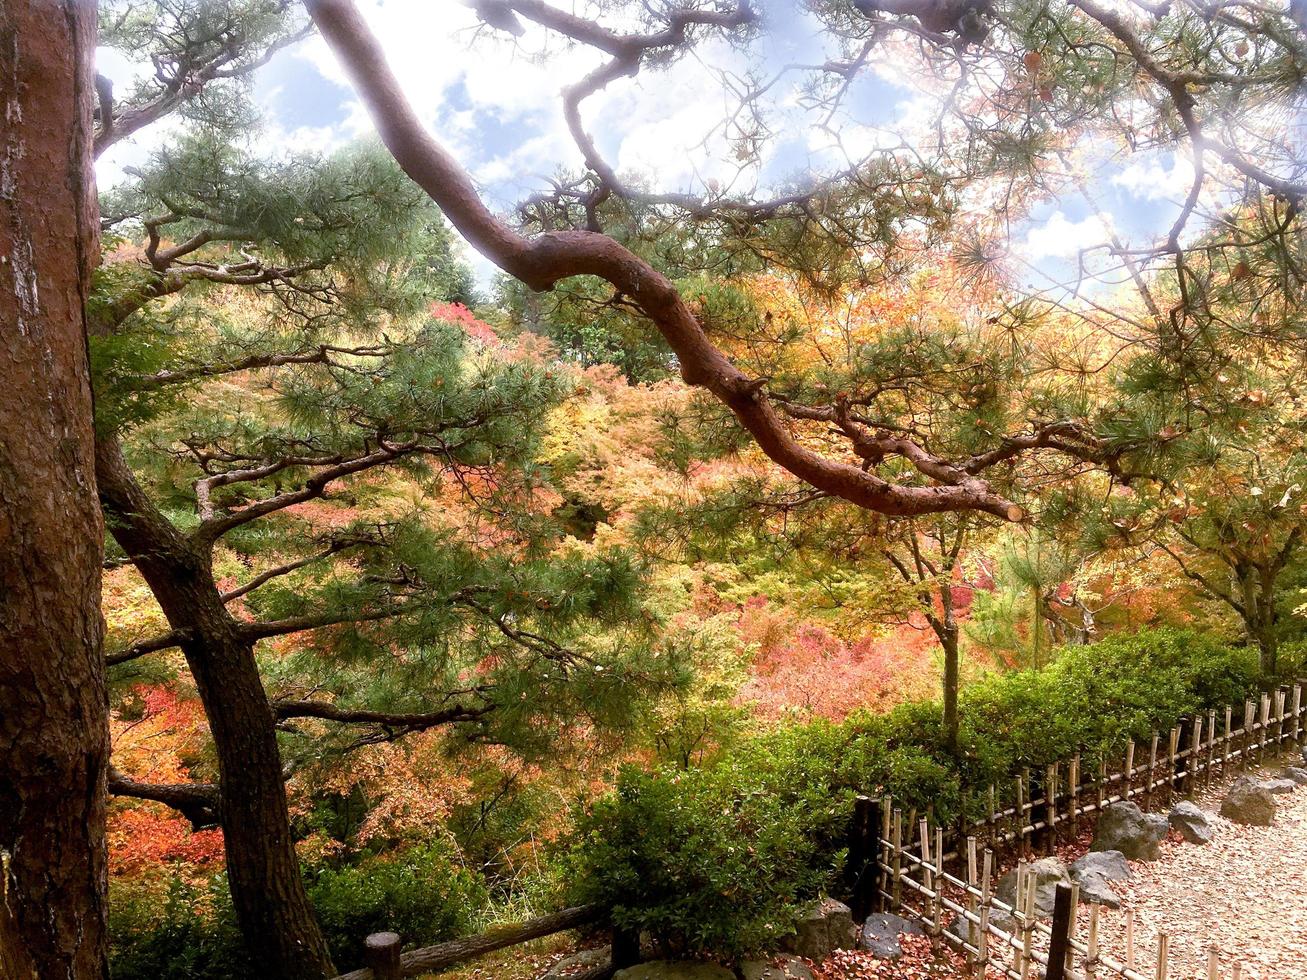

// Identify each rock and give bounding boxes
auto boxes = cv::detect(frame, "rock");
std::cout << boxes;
[1070,850,1129,909]
[858,912,924,959]
[997,857,1070,918]
[1221,775,1277,826]
[1300,744,1307,767]
[1259,778,1298,794]
[783,898,855,962]
[544,946,609,978]
[1168,801,1215,844]
[1278,766,1307,785]
[739,955,815,980]
[613,963,734,980]
[1090,801,1169,861]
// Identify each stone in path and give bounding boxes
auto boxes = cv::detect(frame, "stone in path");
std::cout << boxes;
[1259,777,1298,794]
[739,955,814,980]
[1071,850,1130,908]
[1168,801,1215,844]
[1220,775,1276,826]
[858,912,924,959]
[782,898,854,962]
[613,964,734,980]
[543,946,609,978]
[1278,766,1307,785]
[1091,801,1169,860]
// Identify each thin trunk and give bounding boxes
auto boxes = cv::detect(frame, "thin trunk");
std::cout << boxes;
[941,626,960,753]
[94,439,334,979]
[0,3,109,976]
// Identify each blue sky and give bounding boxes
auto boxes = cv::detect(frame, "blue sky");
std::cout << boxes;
[94,0,1200,296]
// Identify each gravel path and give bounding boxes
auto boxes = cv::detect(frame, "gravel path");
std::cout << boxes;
[1083,754,1307,980]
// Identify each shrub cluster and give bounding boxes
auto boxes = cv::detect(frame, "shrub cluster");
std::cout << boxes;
[566,628,1259,956]
[109,843,487,979]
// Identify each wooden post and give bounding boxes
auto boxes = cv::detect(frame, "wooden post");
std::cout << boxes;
[1124,741,1136,801]
[966,836,979,974]
[1016,773,1028,857]
[1224,705,1233,772]
[1206,947,1219,980]
[1044,883,1074,980]
[1156,932,1170,980]
[847,795,877,920]
[612,923,640,970]
[1125,909,1136,973]
[364,932,402,980]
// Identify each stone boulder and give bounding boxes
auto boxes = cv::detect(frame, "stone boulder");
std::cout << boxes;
[858,912,924,959]
[783,898,854,962]
[1278,766,1307,786]
[739,956,814,980]
[613,964,734,980]
[1070,850,1130,908]
[1090,801,1169,861]
[997,857,1070,919]
[1221,775,1277,826]
[1259,778,1298,795]
[544,947,609,978]
[1168,801,1215,844]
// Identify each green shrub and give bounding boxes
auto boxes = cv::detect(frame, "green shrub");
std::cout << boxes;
[566,627,1259,957]
[307,842,488,970]
[108,875,251,980]
[567,765,828,958]
[109,843,488,979]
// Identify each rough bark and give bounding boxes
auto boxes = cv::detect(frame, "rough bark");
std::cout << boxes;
[0,3,110,977]
[94,438,335,979]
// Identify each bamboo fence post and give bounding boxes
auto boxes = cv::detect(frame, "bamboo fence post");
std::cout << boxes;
[1206,946,1219,980]
[1020,872,1036,980]
[1016,773,1028,857]
[1125,909,1136,973]
[1242,700,1255,770]
[1206,709,1217,788]
[1166,728,1179,803]
[1085,904,1100,980]
[892,808,903,911]
[1292,683,1303,747]
[1188,716,1203,795]
[1156,932,1169,980]
[987,785,998,847]
[1224,705,1234,772]
[978,849,993,980]
[1124,741,1136,802]
[1275,688,1286,748]
[919,818,937,936]
[1046,762,1058,846]
[1070,754,1081,836]
[1232,961,1243,980]
[1258,695,1269,762]
[1147,734,1159,806]
[965,836,978,974]
[934,826,944,932]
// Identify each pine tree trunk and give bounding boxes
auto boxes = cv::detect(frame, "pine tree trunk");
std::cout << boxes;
[0,3,110,976]
[95,440,335,979]
[941,626,960,753]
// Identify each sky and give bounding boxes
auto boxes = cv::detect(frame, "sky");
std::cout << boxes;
[93,0,1202,296]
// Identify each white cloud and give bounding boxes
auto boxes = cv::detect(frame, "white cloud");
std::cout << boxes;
[1112,153,1197,201]
[1021,210,1116,261]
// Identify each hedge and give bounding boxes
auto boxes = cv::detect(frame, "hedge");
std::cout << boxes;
[565,628,1259,956]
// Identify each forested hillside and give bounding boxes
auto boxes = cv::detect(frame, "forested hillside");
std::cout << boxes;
[2,1,1307,979]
